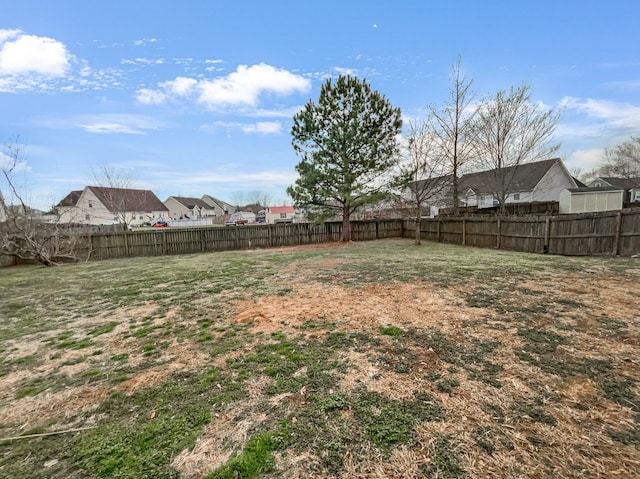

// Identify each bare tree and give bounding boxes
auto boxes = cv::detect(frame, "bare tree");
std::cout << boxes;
[429,57,477,215]
[472,84,561,213]
[1,139,80,266]
[395,119,448,245]
[599,136,640,178]
[246,190,273,208]
[89,165,137,228]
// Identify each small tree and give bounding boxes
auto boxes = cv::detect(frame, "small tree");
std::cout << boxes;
[90,165,137,228]
[472,84,561,213]
[288,75,402,241]
[1,139,80,266]
[395,119,448,245]
[600,136,640,178]
[429,57,477,215]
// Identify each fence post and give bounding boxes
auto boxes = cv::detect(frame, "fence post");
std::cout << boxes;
[437,220,441,243]
[543,217,550,254]
[496,218,501,249]
[613,210,622,255]
[462,219,466,246]
[123,230,130,257]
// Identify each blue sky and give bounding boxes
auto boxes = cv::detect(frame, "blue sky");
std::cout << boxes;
[2,0,639,210]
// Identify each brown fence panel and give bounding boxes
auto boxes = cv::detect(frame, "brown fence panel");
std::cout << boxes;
[619,209,640,256]
[500,218,545,253]
[404,208,639,257]
[464,218,499,248]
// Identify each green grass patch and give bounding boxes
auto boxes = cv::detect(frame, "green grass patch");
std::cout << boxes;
[203,432,275,479]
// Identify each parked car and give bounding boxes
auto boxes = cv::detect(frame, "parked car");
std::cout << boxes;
[153,220,168,228]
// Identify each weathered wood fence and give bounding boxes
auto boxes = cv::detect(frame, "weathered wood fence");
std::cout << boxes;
[3,209,638,266]
[406,207,640,256]
[79,220,405,261]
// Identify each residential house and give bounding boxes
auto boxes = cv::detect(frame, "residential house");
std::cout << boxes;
[264,205,295,224]
[418,158,578,216]
[165,195,235,224]
[559,187,624,214]
[165,196,216,220]
[55,186,169,226]
[55,190,84,223]
[201,195,235,217]
[588,177,640,204]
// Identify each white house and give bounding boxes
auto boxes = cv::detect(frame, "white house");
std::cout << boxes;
[165,196,216,220]
[419,158,578,216]
[55,186,169,226]
[264,206,295,224]
[164,195,235,224]
[559,187,624,214]
[201,195,235,217]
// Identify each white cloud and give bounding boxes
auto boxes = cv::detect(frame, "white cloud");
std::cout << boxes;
[241,121,282,135]
[333,66,356,76]
[0,29,72,76]
[162,76,198,96]
[202,120,283,135]
[136,63,310,110]
[75,114,163,135]
[79,123,147,135]
[197,63,310,107]
[134,38,158,46]
[136,88,167,105]
[559,97,640,130]
[564,148,605,172]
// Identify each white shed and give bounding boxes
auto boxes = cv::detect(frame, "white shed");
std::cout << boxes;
[559,187,624,214]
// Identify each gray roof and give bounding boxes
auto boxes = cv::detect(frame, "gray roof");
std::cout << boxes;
[416,158,566,196]
[202,195,235,212]
[595,177,640,189]
[459,158,562,194]
[167,196,212,209]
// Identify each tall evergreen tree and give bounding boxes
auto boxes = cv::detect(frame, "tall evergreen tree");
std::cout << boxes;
[288,75,402,241]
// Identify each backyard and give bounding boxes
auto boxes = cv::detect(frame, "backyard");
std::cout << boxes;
[0,239,638,478]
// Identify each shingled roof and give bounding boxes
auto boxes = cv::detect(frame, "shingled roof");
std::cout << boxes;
[56,190,83,207]
[459,158,561,195]
[87,186,167,212]
[597,177,640,189]
[167,196,212,209]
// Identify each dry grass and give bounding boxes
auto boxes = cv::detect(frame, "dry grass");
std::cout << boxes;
[0,239,639,478]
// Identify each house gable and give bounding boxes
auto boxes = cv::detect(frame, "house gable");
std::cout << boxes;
[56,187,168,225]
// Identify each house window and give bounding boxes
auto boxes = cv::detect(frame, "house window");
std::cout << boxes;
[513,193,520,201]
[492,198,499,206]
[139,215,143,220]
[85,214,90,220]
[88,200,93,208]
[280,213,287,219]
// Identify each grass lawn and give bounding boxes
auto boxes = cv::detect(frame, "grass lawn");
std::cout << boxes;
[0,239,639,478]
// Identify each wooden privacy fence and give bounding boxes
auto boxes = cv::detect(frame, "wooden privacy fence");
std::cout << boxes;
[405,207,640,256]
[78,220,405,260]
